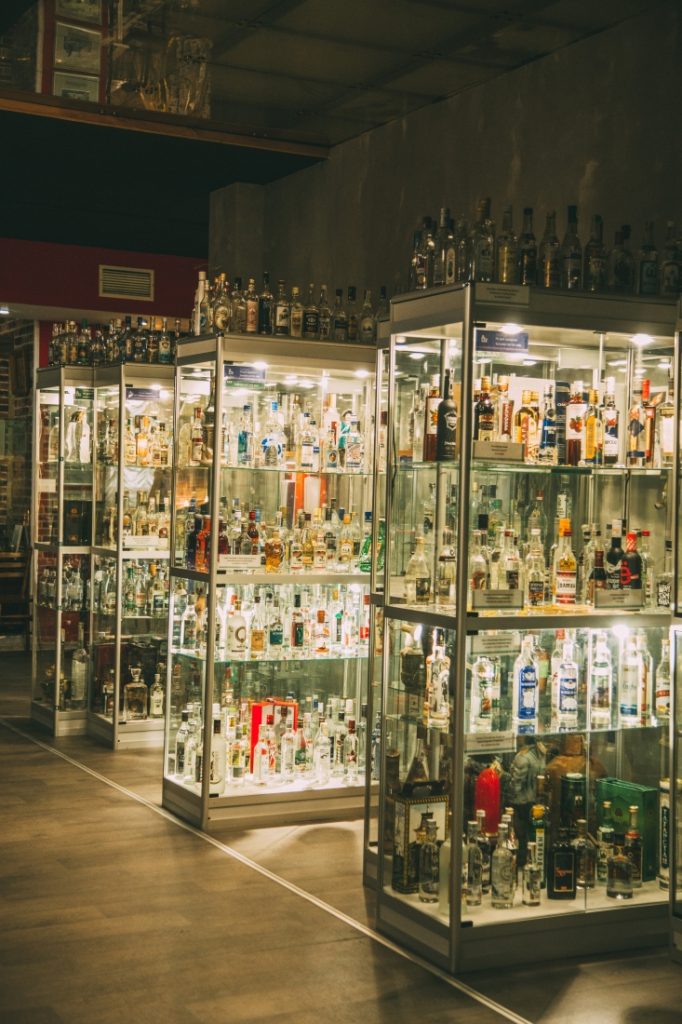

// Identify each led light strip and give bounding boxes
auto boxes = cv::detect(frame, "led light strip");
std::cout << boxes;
[0,718,531,1024]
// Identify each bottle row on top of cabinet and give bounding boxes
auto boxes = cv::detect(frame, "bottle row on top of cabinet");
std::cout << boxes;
[176,497,383,577]
[171,690,375,795]
[409,201,682,296]
[48,317,189,367]
[193,270,389,343]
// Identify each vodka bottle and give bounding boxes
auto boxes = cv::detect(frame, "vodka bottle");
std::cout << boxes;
[635,221,658,295]
[538,211,561,288]
[573,818,597,888]
[209,717,226,796]
[512,637,539,735]
[418,819,440,904]
[560,205,582,289]
[523,842,542,906]
[601,377,620,464]
[174,710,190,777]
[491,822,515,909]
[589,631,613,729]
[555,640,579,731]
[469,198,495,282]
[519,207,537,286]
[313,722,331,783]
[465,820,483,907]
[619,634,643,727]
[524,528,545,609]
[583,214,607,292]
[659,220,682,296]
[655,637,671,721]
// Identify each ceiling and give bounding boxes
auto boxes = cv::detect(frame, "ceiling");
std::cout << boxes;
[0,0,659,255]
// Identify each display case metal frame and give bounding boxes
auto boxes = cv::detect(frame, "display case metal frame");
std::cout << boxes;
[87,361,174,749]
[162,331,378,830]
[31,365,93,737]
[368,282,679,973]
[669,305,682,965]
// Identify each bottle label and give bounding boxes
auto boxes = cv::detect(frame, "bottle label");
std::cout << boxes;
[274,304,290,331]
[527,578,544,606]
[639,258,658,295]
[661,417,674,459]
[656,577,671,608]
[566,401,586,442]
[425,397,439,437]
[552,851,575,892]
[558,671,578,715]
[555,570,576,603]
[303,311,320,337]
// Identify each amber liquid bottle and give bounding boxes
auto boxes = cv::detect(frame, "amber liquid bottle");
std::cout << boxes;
[423,375,441,462]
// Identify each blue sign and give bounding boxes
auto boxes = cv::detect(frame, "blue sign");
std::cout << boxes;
[475,328,529,354]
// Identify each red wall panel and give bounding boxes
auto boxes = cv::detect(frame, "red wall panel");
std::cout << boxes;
[0,237,204,318]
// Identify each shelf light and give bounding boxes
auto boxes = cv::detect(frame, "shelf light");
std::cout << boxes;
[522,359,537,367]
[0,305,9,316]
[283,375,298,385]
[408,350,429,360]
[631,333,653,347]
[253,360,268,371]
[354,368,370,378]
[500,323,523,336]
[300,380,315,389]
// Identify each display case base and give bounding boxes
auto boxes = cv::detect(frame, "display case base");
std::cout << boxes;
[163,775,369,830]
[30,700,87,737]
[86,712,164,749]
[376,887,668,973]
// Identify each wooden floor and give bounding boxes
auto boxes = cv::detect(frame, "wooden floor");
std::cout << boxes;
[2,651,682,1024]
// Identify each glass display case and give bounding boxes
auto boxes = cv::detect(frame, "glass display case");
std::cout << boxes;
[371,284,677,972]
[32,367,93,736]
[88,364,174,747]
[162,333,377,829]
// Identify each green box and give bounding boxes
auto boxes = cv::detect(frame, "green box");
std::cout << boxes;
[595,777,658,882]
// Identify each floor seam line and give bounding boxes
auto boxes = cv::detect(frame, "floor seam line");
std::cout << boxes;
[0,717,532,1024]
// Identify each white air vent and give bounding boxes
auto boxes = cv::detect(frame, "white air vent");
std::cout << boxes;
[99,265,155,301]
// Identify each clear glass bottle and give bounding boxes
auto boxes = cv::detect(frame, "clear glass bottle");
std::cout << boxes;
[491,822,515,909]
[537,210,561,288]
[659,220,681,296]
[583,213,607,292]
[589,631,613,729]
[519,207,537,286]
[495,205,519,284]
[465,819,483,907]
[636,220,659,295]
[417,818,440,904]
[573,818,596,888]
[523,841,542,906]
[597,800,615,883]
[405,534,431,605]
[606,843,633,900]
[560,204,582,289]
[469,198,495,282]
[555,639,579,731]
[624,804,643,887]
[512,636,539,735]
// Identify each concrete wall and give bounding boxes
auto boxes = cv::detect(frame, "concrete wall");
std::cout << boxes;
[218,0,680,300]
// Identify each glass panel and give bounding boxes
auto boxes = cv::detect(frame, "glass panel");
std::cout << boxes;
[215,357,373,578]
[165,576,209,789]
[33,549,59,707]
[466,323,672,617]
[34,552,90,712]
[94,383,119,548]
[90,554,117,721]
[174,361,214,568]
[206,580,369,796]
[119,556,169,723]
[121,380,174,553]
[672,628,682,916]
[36,387,60,543]
[380,615,454,925]
[462,623,670,923]
[63,383,94,545]
[387,331,462,612]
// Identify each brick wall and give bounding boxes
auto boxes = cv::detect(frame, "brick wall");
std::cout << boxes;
[0,319,34,547]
